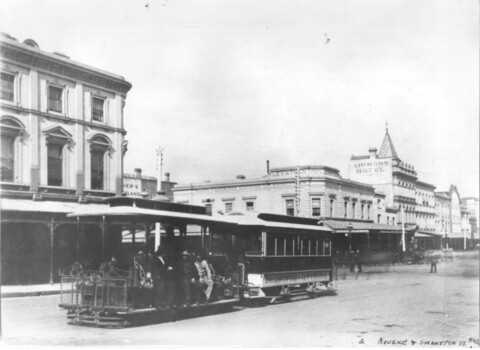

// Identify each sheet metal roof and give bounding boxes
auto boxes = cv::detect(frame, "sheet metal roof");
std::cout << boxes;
[322,219,402,233]
[0,198,107,213]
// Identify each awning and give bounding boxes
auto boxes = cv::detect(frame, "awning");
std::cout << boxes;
[1,197,107,213]
[322,219,403,234]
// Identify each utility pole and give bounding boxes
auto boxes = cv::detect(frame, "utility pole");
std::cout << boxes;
[155,146,164,191]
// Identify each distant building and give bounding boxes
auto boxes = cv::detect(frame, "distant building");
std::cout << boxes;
[0,33,132,285]
[123,168,157,198]
[173,164,405,254]
[462,197,479,242]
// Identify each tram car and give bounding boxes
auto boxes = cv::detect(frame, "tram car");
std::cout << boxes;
[222,212,335,303]
[59,197,335,327]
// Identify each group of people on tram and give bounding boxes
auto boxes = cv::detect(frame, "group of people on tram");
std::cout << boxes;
[132,247,220,309]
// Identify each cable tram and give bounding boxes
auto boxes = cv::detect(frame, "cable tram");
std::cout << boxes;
[59,197,335,327]
[222,212,336,303]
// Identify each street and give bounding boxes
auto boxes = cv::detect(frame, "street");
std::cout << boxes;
[1,256,479,348]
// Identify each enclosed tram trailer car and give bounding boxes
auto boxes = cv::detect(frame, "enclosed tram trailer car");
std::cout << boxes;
[222,212,336,303]
[60,197,336,327]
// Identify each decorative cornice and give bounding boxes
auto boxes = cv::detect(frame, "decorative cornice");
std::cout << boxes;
[1,40,132,95]
[0,103,127,135]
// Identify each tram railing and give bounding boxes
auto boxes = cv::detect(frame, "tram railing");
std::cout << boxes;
[59,268,130,311]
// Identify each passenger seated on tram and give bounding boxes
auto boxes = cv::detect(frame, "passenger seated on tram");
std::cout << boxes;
[192,252,214,303]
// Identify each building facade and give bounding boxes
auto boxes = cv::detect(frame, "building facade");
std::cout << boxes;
[0,33,132,284]
[123,168,157,198]
[462,197,479,242]
[173,165,405,254]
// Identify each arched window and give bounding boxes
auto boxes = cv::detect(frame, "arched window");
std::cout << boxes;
[0,116,24,182]
[89,135,112,190]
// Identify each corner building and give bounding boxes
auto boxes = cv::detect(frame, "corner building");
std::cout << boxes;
[0,33,132,285]
[174,165,404,254]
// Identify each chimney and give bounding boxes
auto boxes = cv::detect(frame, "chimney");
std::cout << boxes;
[134,168,142,178]
[267,160,270,174]
[368,147,377,159]
[165,172,170,182]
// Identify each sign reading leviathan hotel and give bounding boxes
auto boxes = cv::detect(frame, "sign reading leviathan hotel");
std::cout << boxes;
[348,159,393,185]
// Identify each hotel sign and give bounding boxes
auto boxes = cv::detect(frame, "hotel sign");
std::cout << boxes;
[352,160,390,175]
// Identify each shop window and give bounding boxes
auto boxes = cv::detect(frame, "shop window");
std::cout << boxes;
[48,85,63,113]
[311,198,321,217]
[285,199,295,216]
[1,72,15,101]
[92,96,105,122]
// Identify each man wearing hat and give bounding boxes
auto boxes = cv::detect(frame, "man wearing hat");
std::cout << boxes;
[180,250,196,306]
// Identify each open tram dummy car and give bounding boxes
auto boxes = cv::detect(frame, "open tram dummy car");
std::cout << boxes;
[59,197,336,327]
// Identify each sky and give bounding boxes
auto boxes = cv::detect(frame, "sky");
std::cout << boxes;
[1,0,479,196]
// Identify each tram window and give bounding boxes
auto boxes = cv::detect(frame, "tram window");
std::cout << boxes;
[266,235,276,256]
[245,233,262,256]
[277,236,285,256]
[285,238,294,255]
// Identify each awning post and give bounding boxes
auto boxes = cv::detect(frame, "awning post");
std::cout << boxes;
[49,218,55,285]
[102,215,106,261]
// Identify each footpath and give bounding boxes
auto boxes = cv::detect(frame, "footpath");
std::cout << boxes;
[1,283,61,298]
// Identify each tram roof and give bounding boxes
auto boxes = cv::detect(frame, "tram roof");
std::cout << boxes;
[66,205,227,225]
[223,212,332,232]
[66,204,331,232]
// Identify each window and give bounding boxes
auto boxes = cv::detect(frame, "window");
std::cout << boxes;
[361,204,365,219]
[48,85,63,113]
[392,218,395,226]
[91,149,104,189]
[377,214,381,223]
[1,72,15,101]
[330,199,334,217]
[225,202,233,213]
[387,217,390,225]
[48,143,63,186]
[344,201,348,218]
[205,203,212,216]
[0,135,15,181]
[92,96,105,122]
[311,198,321,217]
[352,202,356,218]
[285,199,295,216]
[246,201,254,211]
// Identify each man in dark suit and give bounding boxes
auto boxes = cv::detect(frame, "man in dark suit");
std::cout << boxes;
[153,246,176,309]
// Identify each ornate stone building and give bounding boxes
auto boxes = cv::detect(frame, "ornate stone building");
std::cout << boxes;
[348,127,477,250]
[0,33,132,284]
[173,165,405,254]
